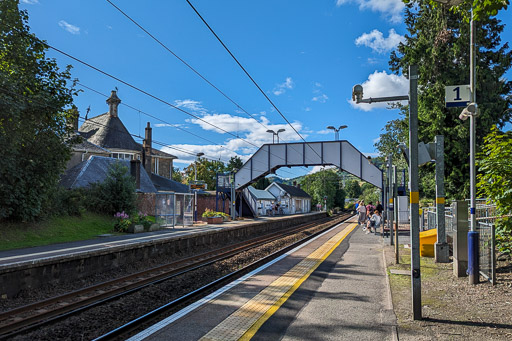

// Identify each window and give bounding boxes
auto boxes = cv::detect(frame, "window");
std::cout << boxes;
[111,153,135,160]
[153,157,159,174]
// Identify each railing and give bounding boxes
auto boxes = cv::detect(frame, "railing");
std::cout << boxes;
[477,222,496,285]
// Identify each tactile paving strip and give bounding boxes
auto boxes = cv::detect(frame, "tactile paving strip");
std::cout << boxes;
[200,223,357,341]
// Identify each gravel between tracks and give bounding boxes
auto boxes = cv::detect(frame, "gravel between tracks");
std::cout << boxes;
[6,218,343,340]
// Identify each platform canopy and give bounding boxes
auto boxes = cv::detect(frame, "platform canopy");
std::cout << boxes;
[234,141,383,190]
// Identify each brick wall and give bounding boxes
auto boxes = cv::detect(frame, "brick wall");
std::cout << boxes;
[136,193,155,215]
[197,194,230,220]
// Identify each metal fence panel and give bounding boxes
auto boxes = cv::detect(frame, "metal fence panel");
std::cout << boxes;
[478,222,496,285]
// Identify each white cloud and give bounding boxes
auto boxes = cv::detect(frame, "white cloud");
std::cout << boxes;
[312,94,329,103]
[21,0,39,4]
[350,70,408,111]
[317,129,332,135]
[308,165,336,174]
[355,29,405,54]
[373,137,381,143]
[273,77,294,96]
[154,123,186,128]
[58,20,80,35]
[174,99,209,116]
[336,0,405,23]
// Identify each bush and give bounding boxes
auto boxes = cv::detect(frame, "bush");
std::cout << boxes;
[87,162,136,215]
[113,211,131,232]
[202,209,229,219]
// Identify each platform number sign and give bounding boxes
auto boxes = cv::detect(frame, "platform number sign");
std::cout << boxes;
[445,85,470,108]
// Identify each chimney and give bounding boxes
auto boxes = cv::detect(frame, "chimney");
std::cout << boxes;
[293,181,297,187]
[106,90,121,117]
[297,183,301,189]
[130,159,141,190]
[143,122,152,174]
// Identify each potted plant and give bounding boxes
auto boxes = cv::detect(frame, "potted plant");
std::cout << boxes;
[202,209,229,224]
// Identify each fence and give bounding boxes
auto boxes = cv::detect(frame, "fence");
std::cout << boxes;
[477,222,496,285]
[421,200,497,284]
[155,192,194,227]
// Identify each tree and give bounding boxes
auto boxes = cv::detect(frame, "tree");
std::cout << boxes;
[226,156,243,173]
[0,2,77,221]
[301,169,344,210]
[172,167,184,183]
[477,126,512,253]
[88,162,137,216]
[184,157,226,191]
[345,179,362,199]
[382,0,511,199]
[427,0,509,21]
[253,177,271,190]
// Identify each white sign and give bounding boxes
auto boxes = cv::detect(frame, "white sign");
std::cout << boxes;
[445,85,470,108]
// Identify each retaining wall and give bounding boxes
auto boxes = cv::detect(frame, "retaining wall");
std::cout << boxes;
[0,212,326,298]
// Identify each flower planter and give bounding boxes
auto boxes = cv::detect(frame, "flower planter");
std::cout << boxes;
[127,224,144,233]
[207,216,223,224]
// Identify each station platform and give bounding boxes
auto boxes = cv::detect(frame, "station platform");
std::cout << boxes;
[128,218,398,341]
[0,213,321,268]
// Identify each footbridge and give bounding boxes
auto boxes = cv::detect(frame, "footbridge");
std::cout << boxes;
[234,141,383,190]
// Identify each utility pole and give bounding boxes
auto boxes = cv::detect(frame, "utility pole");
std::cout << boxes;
[409,65,421,320]
[388,154,394,245]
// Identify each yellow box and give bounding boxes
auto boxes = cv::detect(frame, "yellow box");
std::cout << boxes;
[419,229,437,257]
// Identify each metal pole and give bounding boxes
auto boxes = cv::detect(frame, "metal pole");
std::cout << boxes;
[409,65,422,320]
[231,173,236,220]
[468,9,480,285]
[394,165,399,263]
[388,154,394,245]
[435,135,449,262]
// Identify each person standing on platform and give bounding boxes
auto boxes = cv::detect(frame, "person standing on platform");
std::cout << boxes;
[357,201,366,227]
[376,201,383,215]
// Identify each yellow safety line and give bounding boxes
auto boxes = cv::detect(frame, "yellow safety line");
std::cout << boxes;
[200,222,358,341]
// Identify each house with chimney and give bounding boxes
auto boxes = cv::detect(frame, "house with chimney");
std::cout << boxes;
[68,90,177,180]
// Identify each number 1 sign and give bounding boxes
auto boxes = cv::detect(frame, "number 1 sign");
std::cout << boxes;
[445,85,470,107]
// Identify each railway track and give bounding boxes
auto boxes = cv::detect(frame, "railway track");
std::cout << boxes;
[0,213,351,340]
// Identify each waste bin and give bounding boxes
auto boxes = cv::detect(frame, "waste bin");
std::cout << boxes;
[419,229,436,257]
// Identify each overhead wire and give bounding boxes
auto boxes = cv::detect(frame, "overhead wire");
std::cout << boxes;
[76,82,299,177]
[103,0,311,174]
[184,0,323,162]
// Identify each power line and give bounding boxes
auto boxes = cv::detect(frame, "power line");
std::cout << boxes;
[76,83,298,176]
[185,0,322,162]
[103,0,313,174]
[104,0,272,135]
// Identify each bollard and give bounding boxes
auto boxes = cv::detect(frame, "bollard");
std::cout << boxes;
[452,200,468,277]
[468,230,480,284]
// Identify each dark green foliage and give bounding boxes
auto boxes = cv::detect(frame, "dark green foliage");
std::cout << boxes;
[253,177,271,190]
[345,179,362,199]
[46,187,87,217]
[380,0,511,199]
[301,169,345,210]
[87,163,137,216]
[172,167,184,183]
[226,156,243,173]
[477,126,512,253]
[185,157,226,191]
[0,1,78,221]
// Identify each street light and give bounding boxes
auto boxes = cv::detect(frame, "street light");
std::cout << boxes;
[432,0,479,285]
[266,128,286,143]
[326,125,348,141]
[193,152,204,222]
[352,65,421,320]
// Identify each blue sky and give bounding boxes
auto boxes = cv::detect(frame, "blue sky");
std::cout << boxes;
[19,0,511,179]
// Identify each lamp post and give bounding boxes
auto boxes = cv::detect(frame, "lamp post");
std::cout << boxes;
[353,65,421,320]
[266,129,285,143]
[193,152,204,222]
[434,0,479,284]
[326,125,348,141]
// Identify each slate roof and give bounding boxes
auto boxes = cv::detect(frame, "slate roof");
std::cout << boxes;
[136,143,177,159]
[78,113,141,151]
[72,135,111,154]
[150,173,190,193]
[267,182,311,198]
[247,186,276,201]
[60,156,157,193]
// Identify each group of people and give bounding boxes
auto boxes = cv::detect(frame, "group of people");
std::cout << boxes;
[355,200,383,234]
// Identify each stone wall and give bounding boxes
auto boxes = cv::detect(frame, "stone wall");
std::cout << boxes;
[197,194,230,219]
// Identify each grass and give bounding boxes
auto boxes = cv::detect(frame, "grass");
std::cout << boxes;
[0,212,115,251]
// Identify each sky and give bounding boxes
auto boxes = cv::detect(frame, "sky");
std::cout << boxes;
[19,0,512,179]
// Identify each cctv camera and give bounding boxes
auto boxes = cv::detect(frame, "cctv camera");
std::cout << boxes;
[352,84,363,102]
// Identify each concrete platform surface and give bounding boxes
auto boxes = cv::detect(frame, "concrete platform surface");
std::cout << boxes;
[128,220,397,341]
